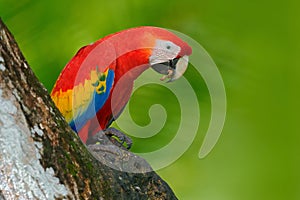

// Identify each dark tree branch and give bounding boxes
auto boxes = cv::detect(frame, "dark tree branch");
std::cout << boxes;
[0,19,177,200]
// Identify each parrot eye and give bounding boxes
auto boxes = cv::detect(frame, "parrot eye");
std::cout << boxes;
[164,42,174,50]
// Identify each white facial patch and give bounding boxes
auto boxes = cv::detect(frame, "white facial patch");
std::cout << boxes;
[149,39,181,65]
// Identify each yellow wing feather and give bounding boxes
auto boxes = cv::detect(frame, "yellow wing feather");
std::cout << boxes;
[51,68,109,123]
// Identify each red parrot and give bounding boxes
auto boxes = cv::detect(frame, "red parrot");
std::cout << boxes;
[51,27,192,146]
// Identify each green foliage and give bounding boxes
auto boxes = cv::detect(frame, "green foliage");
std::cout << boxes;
[1,0,299,199]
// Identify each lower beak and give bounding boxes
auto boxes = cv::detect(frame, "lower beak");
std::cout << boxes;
[150,55,189,82]
[168,55,189,82]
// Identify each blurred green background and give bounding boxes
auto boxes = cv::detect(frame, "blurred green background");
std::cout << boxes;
[1,0,299,199]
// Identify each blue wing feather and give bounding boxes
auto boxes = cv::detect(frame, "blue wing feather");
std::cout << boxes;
[69,69,114,132]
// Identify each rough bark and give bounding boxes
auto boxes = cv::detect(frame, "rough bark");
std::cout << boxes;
[0,19,177,200]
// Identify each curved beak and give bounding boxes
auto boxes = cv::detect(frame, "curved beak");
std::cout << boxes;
[150,55,189,82]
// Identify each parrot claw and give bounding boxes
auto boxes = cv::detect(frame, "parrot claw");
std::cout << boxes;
[103,127,133,149]
[160,69,174,81]
[86,127,132,149]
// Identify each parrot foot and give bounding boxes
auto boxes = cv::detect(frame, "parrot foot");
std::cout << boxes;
[87,127,132,149]
[104,127,132,149]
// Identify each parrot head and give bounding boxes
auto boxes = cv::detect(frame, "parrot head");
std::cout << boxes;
[141,27,192,82]
[149,38,191,82]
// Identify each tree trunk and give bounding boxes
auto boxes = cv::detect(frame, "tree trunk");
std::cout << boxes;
[0,19,177,200]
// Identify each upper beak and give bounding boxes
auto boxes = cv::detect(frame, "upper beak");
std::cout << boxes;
[150,55,189,82]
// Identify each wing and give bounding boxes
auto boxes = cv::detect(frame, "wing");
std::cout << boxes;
[51,66,115,133]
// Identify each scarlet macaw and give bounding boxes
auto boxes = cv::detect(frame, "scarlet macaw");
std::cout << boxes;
[51,27,192,146]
